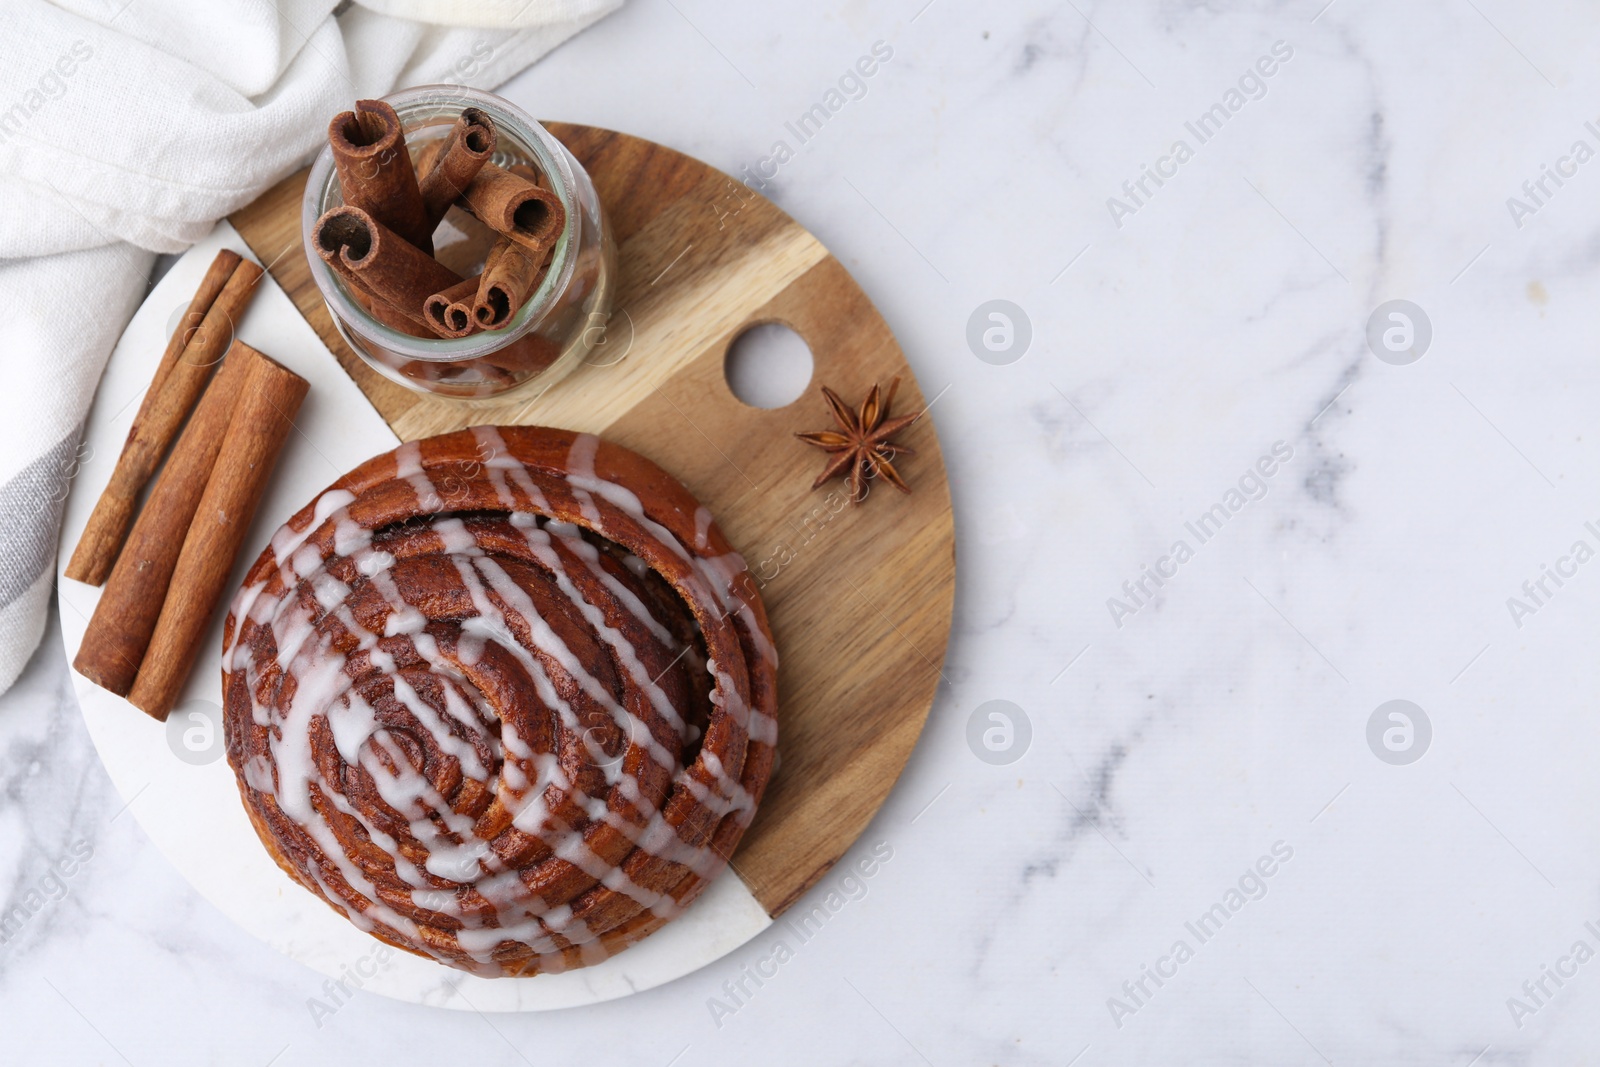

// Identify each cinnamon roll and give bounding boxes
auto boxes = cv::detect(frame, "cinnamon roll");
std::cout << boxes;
[220,427,777,977]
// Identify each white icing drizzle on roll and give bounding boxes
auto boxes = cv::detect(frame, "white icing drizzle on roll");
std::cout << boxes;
[221,430,777,978]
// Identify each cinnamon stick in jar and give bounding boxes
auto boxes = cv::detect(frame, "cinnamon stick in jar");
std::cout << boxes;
[328,100,433,256]
[417,107,496,229]
[424,277,482,338]
[348,285,439,340]
[73,346,252,696]
[473,237,544,329]
[482,332,561,379]
[127,346,308,721]
[65,255,263,586]
[313,205,463,333]
[459,162,566,254]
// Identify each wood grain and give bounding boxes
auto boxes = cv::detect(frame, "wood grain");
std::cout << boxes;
[230,123,955,918]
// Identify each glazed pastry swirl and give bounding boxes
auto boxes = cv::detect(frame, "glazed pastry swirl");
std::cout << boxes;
[221,427,777,977]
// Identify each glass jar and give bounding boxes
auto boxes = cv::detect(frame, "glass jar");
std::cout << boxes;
[301,85,615,400]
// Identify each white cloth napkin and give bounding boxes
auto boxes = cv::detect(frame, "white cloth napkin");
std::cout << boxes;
[0,0,620,696]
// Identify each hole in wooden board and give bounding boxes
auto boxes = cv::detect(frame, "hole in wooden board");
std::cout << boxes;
[724,323,814,409]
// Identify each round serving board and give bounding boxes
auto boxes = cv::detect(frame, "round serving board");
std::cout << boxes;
[58,124,954,1011]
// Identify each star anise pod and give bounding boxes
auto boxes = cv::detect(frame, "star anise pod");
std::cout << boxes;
[794,377,922,504]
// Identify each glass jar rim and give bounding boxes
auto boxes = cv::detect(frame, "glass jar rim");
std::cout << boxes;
[301,84,580,362]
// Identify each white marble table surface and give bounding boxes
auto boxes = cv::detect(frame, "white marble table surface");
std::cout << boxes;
[7,0,1600,1063]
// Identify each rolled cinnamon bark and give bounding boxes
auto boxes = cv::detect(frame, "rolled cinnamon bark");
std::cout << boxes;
[473,236,544,328]
[73,346,252,695]
[144,248,240,406]
[413,138,443,180]
[424,277,481,338]
[459,161,566,254]
[347,284,438,340]
[65,255,263,586]
[314,205,463,333]
[483,332,561,379]
[328,100,433,255]
[418,107,496,229]
[127,345,309,721]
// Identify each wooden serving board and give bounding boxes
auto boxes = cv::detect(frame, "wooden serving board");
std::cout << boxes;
[230,123,954,918]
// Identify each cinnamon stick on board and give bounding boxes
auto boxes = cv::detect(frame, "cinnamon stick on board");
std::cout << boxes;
[459,162,566,254]
[417,107,497,229]
[127,345,309,721]
[473,237,545,328]
[73,346,253,696]
[65,255,264,586]
[313,205,463,333]
[424,277,482,338]
[328,100,434,256]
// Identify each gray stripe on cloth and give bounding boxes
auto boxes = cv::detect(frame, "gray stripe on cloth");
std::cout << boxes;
[0,427,84,609]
